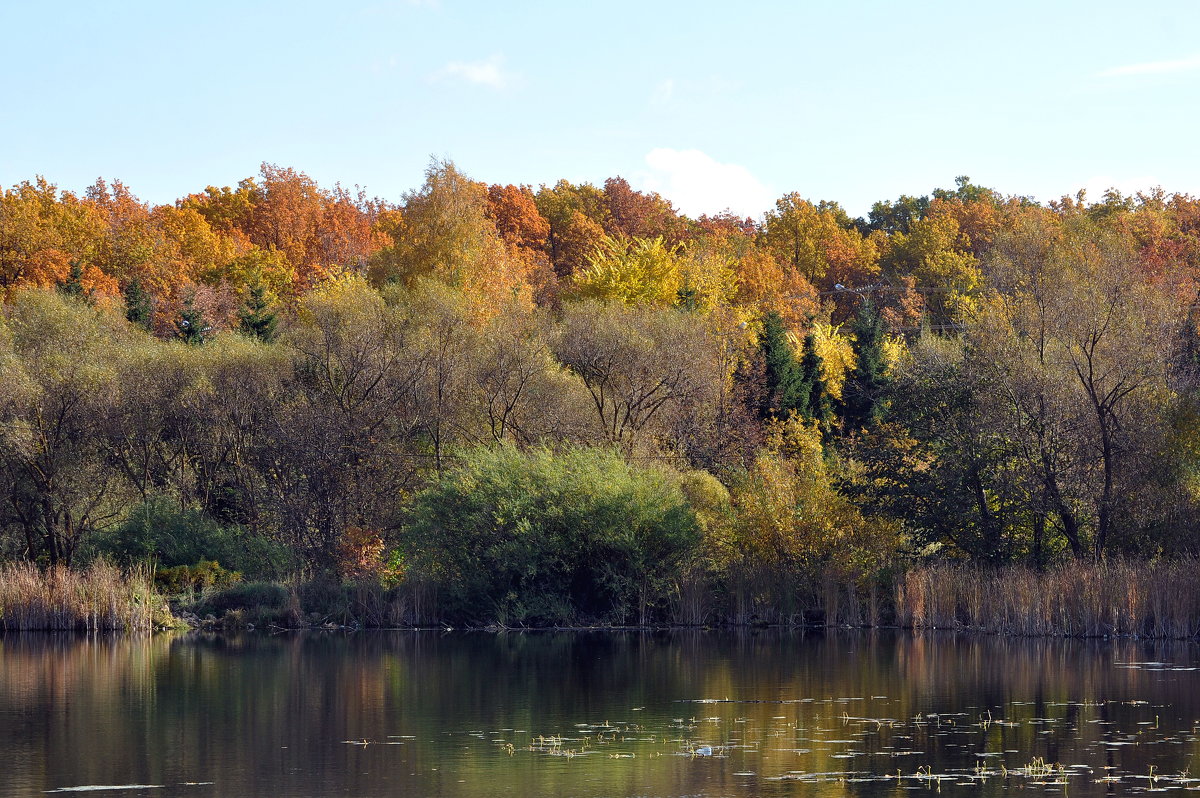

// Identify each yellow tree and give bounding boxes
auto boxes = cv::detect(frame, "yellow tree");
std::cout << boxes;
[571,235,682,305]
[761,193,878,290]
[369,160,530,319]
[0,179,105,295]
[882,213,982,323]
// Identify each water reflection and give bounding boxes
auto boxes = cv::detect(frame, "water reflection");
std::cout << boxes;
[1,631,1198,796]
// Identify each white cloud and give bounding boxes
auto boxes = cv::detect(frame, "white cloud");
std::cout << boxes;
[1098,54,1200,77]
[436,55,510,89]
[636,148,775,220]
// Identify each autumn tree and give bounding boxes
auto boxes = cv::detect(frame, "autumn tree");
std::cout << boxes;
[571,235,682,306]
[486,183,561,305]
[601,177,686,242]
[486,183,550,255]
[535,180,609,277]
[761,193,878,291]
[0,292,132,563]
[0,179,103,295]
[881,213,981,324]
[727,419,897,621]
[973,213,1178,557]
[370,160,530,316]
[553,302,719,454]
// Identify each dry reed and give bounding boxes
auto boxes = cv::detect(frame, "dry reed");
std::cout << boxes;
[0,560,174,632]
[896,559,1200,638]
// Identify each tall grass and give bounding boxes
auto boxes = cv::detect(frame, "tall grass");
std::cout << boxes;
[0,561,174,632]
[896,559,1200,638]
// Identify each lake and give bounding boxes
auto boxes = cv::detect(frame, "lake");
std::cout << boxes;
[1,630,1198,796]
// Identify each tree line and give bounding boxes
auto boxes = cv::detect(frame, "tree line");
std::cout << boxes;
[2,161,1200,623]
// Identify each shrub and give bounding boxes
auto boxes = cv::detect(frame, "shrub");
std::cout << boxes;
[93,497,295,579]
[401,446,700,625]
[192,581,290,615]
[153,560,242,595]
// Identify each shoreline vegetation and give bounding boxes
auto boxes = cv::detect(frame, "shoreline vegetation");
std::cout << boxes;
[0,561,174,632]
[6,559,1200,639]
[5,164,1200,639]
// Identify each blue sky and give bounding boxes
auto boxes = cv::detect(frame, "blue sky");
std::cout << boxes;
[3,0,1199,219]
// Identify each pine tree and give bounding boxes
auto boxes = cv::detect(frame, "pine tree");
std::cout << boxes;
[843,298,889,431]
[58,261,89,302]
[796,332,832,433]
[675,284,699,312]
[756,310,803,420]
[238,283,278,342]
[175,297,211,345]
[123,279,153,328]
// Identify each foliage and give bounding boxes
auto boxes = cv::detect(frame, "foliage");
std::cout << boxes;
[7,164,1200,621]
[154,560,242,595]
[175,295,212,344]
[401,446,700,625]
[726,418,899,620]
[93,497,294,579]
[237,281,278,341]
[843,298,890,432]
[571,235,682,305]
[754,310,803,421]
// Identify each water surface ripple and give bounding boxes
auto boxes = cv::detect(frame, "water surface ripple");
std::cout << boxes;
[1,630,1198,797]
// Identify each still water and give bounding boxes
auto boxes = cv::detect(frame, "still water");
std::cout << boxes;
[1,630,1199,797]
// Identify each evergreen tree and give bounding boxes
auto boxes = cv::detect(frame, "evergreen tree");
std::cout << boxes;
[175,297,211,345]
[238,283,278,342]
[843,297,889,431]
[123,278,153,328]
[58,261,89,303]
[795,332,832,433]
[675,284,699,312]
[756,310,803,420]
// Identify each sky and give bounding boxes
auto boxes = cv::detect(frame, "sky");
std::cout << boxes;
[3,0,1199,220]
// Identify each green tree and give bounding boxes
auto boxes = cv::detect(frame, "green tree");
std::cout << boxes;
[57,261,89,302]
[238,282,278,342]
[795,331,832,434]
[93,496,292,578]
[756,310,803,421]
[122,278,153,328]
[843,298,889,432]
[849,332,1028,564]
[0,291,132,564]
[175,297,211,345]
[862,194,929,235]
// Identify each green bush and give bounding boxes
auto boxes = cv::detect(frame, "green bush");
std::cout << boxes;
[93,497,295,579]
[154,560,242,594]
[401,446,700,625]
[193,581,290,615]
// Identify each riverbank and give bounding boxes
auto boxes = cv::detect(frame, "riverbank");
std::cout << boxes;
[0,561,178,632]
[5,558,1200,638]
[897,559,1200,638]
[172,557,1200,639]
